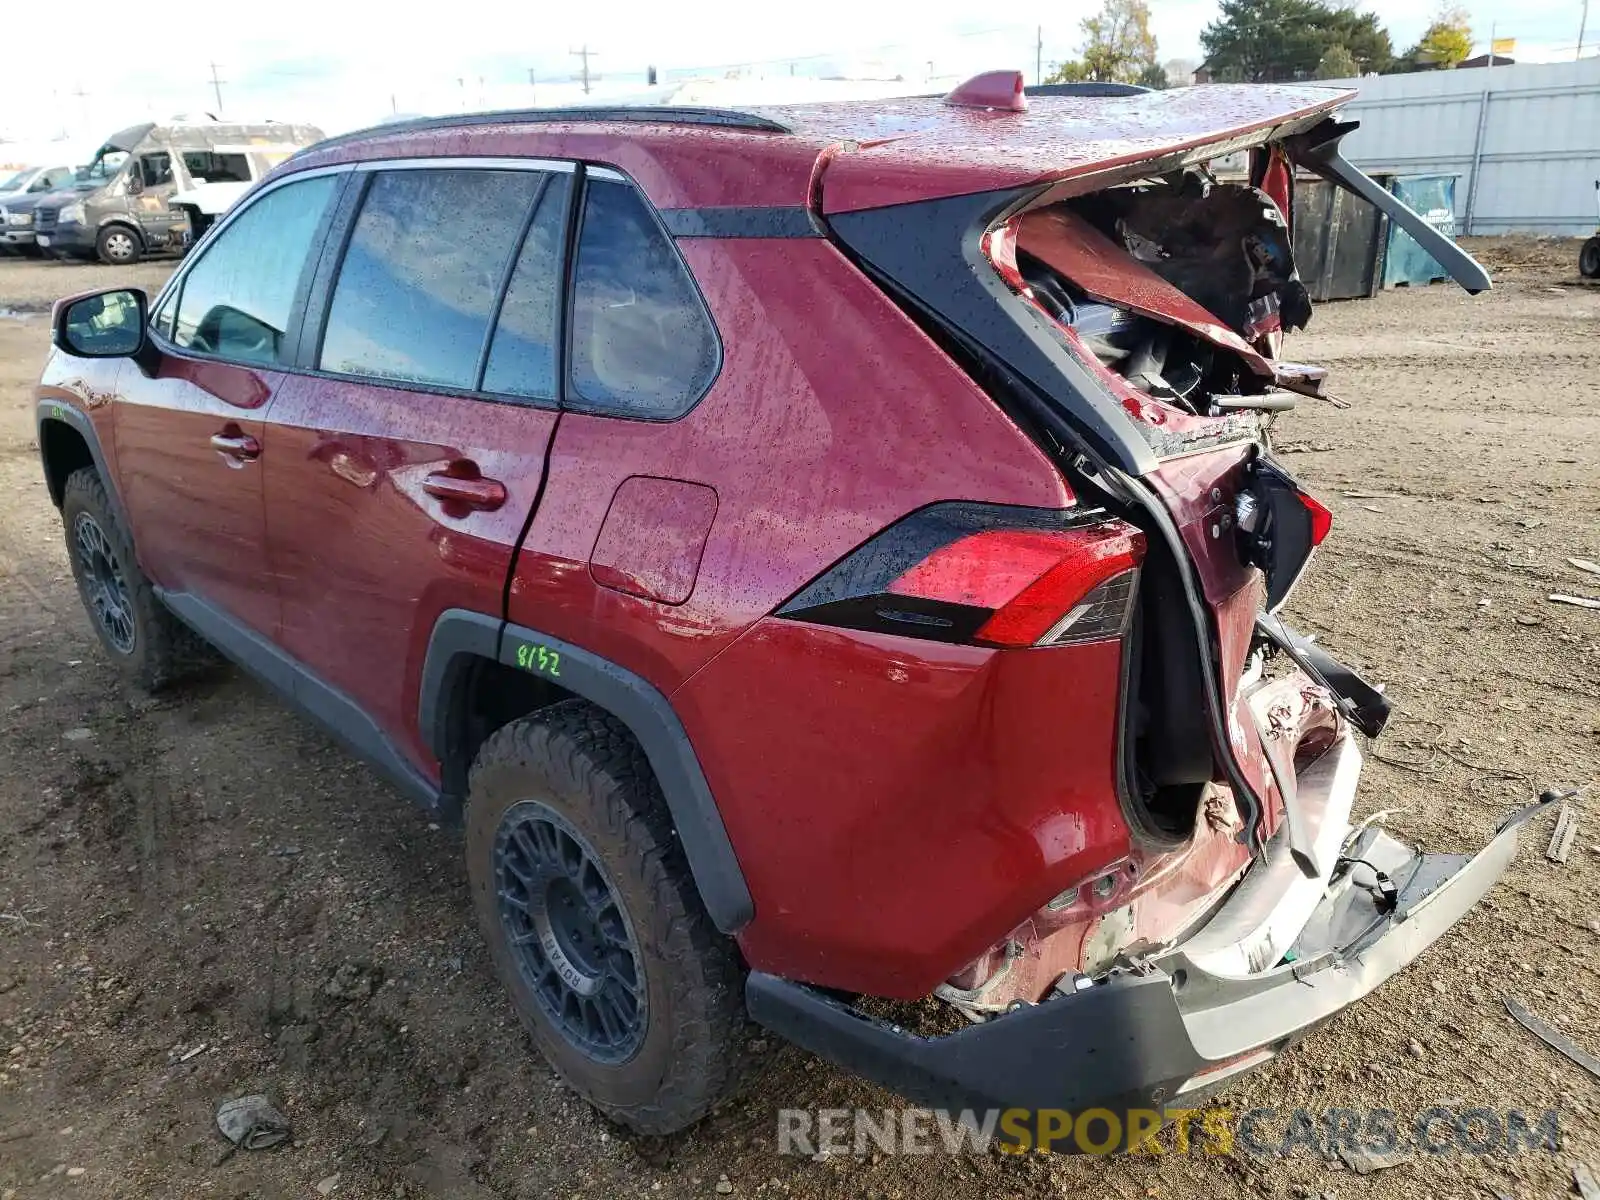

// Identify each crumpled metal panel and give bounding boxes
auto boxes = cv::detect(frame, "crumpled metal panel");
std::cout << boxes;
[768,85,1353,213]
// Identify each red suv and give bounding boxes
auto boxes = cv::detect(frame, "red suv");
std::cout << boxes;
[36,75,1546,1143]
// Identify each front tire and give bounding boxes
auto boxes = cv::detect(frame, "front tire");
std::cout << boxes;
[1580,236,1600,280]
[466,700,748,1134]
[60,468,213,689]
[95,224,141,265]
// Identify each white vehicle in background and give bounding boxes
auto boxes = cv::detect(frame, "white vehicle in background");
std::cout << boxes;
[166,141,315,245]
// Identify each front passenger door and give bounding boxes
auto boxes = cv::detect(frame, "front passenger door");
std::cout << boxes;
[117,172,341,638]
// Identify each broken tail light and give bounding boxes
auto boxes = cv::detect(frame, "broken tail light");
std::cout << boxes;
[1239,459,1331,611]
[777,502,1144,648]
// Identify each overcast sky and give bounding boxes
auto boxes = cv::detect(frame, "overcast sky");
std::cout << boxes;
[1,0,1594,147]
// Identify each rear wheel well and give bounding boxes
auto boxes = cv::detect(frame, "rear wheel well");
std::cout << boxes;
[40,419,95,508]
[439,654,577,804]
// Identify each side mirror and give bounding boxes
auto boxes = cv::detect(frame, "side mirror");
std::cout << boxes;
[53,288,148,359]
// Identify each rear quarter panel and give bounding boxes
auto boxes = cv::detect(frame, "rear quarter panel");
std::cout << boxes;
[506,235,1069,691]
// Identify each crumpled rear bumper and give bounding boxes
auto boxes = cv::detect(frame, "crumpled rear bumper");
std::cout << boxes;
[747,790,1554,1146]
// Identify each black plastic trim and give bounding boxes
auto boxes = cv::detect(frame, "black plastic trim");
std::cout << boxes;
[658,206,821,239]
[418,608,505,775]
[746,970,1203,1136]
[158,589,441,811]
[827,188,1159,476]
[1027,82,1151,97]
[298,106,792,159]
[35,400,131,530]
[497,620,753,932]
[419,610,754,933]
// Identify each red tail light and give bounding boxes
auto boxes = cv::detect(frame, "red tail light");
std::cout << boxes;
[778,503,1144,648]
[1300,490,1332,546]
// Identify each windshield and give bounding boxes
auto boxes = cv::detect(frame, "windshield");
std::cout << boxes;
[76,149,128,184]
[0,169,31,192]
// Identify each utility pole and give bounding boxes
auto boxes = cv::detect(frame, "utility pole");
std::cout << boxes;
[527,67,538,103]
[70,81,90,136]
[1579,0,1590,60]
[570,45,598,94]
[1036,25,1044,85]
[207,61,226,113]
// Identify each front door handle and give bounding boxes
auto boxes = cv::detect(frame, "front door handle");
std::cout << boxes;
[210,428,260,463]
[423,471,506,512]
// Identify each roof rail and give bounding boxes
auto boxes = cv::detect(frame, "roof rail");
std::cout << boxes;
[299,105,792,158]
[1026,82,1151,98]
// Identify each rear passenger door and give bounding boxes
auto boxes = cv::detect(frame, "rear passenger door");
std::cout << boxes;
[261,162,571,768]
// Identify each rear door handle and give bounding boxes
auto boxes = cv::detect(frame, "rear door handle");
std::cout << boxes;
[210,429,260,462]
[423,471,506,512]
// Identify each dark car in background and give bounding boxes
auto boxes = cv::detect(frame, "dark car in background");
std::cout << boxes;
[0,164,76,254]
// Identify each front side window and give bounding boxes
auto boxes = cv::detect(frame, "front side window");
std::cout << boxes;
[166,173,337,365]
[568,178,718,418]
[318,168,543,389]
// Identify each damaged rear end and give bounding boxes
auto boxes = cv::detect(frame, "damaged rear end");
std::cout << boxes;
[749,81,1519,1131]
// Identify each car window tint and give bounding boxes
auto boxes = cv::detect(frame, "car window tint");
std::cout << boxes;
[569,179,718,418]
[140,154,172,188]
[170,174,337,365]
[182,151,252,185]
[319,169,540,389]
[481,174,569,400]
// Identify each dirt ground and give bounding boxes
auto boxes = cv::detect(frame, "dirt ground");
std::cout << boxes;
[0,236,1597,1200]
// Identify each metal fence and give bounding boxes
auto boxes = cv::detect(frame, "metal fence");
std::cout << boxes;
[1323,57,1600,236]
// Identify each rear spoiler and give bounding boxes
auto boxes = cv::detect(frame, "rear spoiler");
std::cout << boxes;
[1289,118,1492,295]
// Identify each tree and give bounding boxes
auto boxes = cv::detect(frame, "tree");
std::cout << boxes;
[1201,0,1393,81]
[1325,9,1394,72]
[1402,5,1474,67]
[1137,61,1172,88]
[1046,0,1161,85]
[1316,43,1360,77]
[1043,59,1092,83]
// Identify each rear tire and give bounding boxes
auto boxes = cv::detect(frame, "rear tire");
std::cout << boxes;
[1580,237,1600,280]
[95,224,141,265]
[60,468,215,690]
[466,700,748,1134]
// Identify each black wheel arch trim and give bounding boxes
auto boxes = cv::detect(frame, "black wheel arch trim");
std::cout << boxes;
[37,400,132,531]
[420,609,755,934]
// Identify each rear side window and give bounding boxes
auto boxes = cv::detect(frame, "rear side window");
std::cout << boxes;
[182,151,252,184]
[568,178,718,418]
[167,173,337,365]
[480,174,570,400]
[319,168,542,389]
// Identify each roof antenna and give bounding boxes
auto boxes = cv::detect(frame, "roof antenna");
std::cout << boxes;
[944,70,1028,113]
